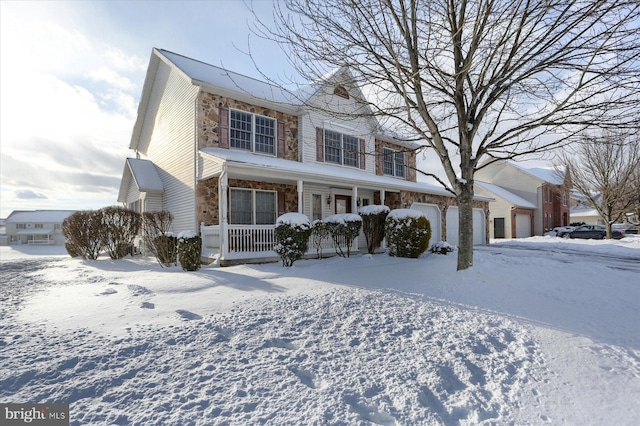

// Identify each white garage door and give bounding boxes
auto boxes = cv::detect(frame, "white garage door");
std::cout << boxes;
[410,203,441,244]
[515,214,532,238]
[446,207,486,247]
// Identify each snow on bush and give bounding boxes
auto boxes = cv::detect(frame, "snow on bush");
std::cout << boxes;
[359,205,390,254]
[430,240,454,255]
[274,213,312,267]
[385,209,432,258]
[177,232,201,272]
[324,214,362,258]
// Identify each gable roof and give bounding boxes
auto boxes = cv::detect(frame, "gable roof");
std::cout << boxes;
[5,210,76,223]
[475,181,536,209]
[507,161,564,185]
[117,158,164,203]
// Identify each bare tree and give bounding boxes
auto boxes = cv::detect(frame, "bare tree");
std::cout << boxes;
[252,0,640,270]
[560,131,640,238]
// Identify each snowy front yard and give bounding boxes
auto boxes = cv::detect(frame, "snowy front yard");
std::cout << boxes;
[1,237,639,425]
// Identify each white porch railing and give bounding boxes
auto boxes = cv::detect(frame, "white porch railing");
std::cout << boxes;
[200,223,357,260]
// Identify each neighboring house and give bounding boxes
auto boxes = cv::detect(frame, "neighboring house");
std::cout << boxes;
[475,161,570,238]
[118,48,490,265]
[3,210,76,245]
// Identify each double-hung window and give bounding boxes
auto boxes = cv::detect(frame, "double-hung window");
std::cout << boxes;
[230,189,277,225]
[230,110,276,155]
[324,130,359,167]
[383,148,406,178]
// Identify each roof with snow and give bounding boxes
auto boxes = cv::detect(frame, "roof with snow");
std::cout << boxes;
[201,148,493,202]
[475,181,536,209]
[117,158,164,202]
[158,49,301,106]
[508,162,565,185]
[5,210,76,223]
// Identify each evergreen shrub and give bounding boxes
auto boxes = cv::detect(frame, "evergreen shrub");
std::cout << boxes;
[274,213,312,267]
[177,231,201,271]
[385,209,431,258]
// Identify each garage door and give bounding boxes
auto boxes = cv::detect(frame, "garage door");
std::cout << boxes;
[515,214,532,238]
[446,207,486,246]
[410,203,441,244]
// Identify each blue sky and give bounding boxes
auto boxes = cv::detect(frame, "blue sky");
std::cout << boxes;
[0,0,291,218]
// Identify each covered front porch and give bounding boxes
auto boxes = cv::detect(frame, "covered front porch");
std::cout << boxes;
[198,147,454,265]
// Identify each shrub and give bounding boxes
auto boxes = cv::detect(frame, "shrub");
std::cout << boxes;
[274,213,312,267]
[430,241,454,255]
[62,210,104,260]
[100,206,141,260]
[142,211,176,267]
[385,209,431,258]
[325,214,362,257]
[310,220,330,259]
[359,205,390,254]
[177,231,202,271]
[154,233,178,266]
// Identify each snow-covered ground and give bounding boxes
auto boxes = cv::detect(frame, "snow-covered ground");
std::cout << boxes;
[1,236,639,425]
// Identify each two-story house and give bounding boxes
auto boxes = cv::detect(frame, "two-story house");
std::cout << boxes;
[475,161,570,238]
[118,49,489,265]
[3,210,76,245]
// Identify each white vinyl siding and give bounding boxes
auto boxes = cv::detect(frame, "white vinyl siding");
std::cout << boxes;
[142,61,200,233]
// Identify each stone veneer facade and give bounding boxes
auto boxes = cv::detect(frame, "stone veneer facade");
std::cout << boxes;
[375,139,417,183]
[197,92,299,162]
[197,178,298,226]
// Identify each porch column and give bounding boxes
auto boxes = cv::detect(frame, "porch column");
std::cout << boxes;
[380,190,386,249]
[219,165,228,260]
[297,180,304,214]
[351,186,358,213]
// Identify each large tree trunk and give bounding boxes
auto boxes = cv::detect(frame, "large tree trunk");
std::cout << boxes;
[456,184,475,271]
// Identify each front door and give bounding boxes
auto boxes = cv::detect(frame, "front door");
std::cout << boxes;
[335,195,352,214]
[494,217,505,238]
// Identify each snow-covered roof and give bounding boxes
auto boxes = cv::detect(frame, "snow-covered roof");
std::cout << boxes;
[571,206,601,218]
[127,158,164,193]
[5,210,76,223]
[201,147,485,200]
[118,158,164,203]
[508,162,564,185]
[475,181,536,209]
[158,49,301,106]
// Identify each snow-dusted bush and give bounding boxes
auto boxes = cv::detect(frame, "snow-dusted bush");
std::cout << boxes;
[177,231,201,272]
[325,213,363,257]
[310,220,330,259]
[100,206,141,260]
[359,204,390,254]
[62,210,104,260]
[385,209,431,258]
[274,213,312,267]
[143,211,176,267]
[430,241,454,255]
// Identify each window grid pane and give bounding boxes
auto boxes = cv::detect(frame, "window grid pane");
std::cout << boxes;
[383,148,394,175]
[230,111,252,150]
[324,130,342,164]
[254,116,275,154]
[343,135,359,167]
[230,189,253,224]
[394,152,406,178]
[255,191,276,225]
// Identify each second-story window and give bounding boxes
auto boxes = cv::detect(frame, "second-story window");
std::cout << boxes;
[230,110,276,155]
[324,130,359,167]
[383,148,406,178]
